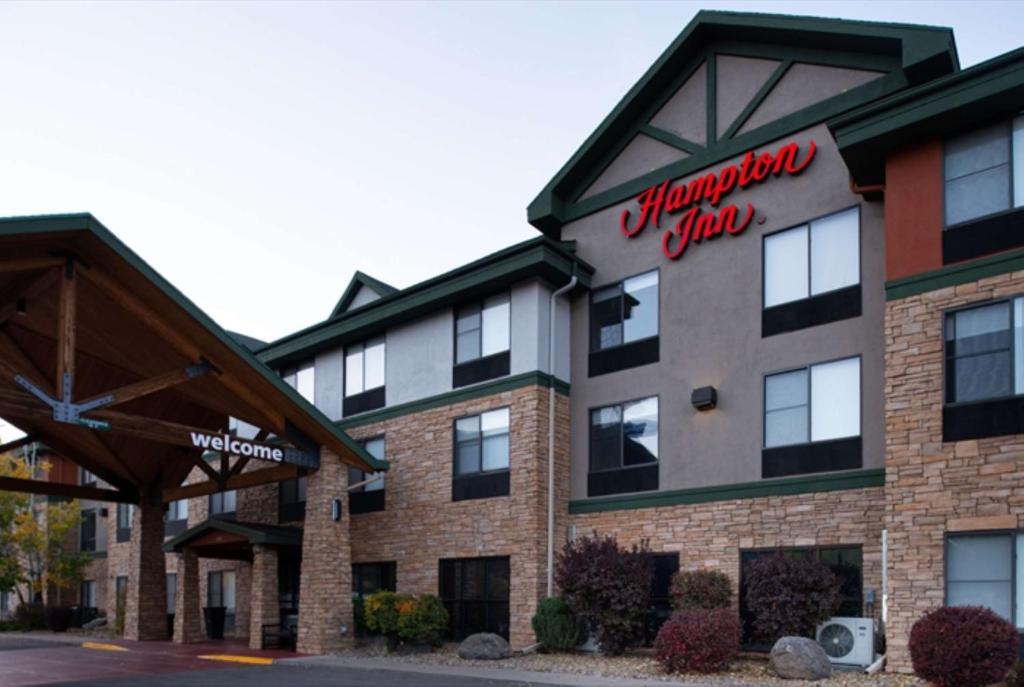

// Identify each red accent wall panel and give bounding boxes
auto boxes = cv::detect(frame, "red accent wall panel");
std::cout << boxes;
[885,142,943,281]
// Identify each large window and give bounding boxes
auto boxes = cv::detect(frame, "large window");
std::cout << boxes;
[344,337,386,415]
[207,570,237,632]
[762,208,860,336]
[762,357,861,478]
[946,532,1023,630]
[279,476,308,522]
[116,504,133,543]
[589,270,659,376]
[80,509,96,552]
[166,573,177,616]
[209,491,237,520]
[453,408,510,501]
[349,436,386,514]
[454,293,511,387]
[164,499,187,537]
[79,580,96,610]
[439,557,510,641]
[282,361,315,403]
[944,297,1024,441]
[352,561,397,636]
[588,396,658,497]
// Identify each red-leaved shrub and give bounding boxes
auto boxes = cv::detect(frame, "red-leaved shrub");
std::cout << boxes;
[744,553,840,642]
[554,534,652,655]
[670,569,732,611]
[653,609,740,674]
[909,606,1018,687]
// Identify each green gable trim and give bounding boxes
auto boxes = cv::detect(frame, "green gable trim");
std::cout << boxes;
[0,213,387,473]
[569,468,885,514]
[258,237,593,366]
[886,248,1024,301]
[528,10,957,236]
[163,519,303,553]
[329,271,398,319]
[337,371,569,430]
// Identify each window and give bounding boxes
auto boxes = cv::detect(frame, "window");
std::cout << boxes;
[943,297,1024,441]
[454,293,511,387]
[116,504,133,543]
[80,580,96,609]
[80,509,96,552]
[348,437,386,514]
[209,491,237,520]
[166,573,177,616]
[352,561,397,635]
[115,575,128,616]
[740,546,863,648]
[439,557,510,641]
[282,361,315,403]
[80,468,96,487]
[208,570,237,632]
[279,476,308,522]
[453,409,510,501]
[645,553,680,644]
[344,337,386,415]
[589,271,659,376]
[588,396,658,497]
[762,357,862,478]
[946,532,1023,629]
[164,499,187,537]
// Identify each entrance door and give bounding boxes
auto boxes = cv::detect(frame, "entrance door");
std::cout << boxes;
[439,556,510,640]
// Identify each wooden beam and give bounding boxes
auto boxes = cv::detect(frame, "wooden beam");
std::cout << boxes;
[193,456,222,484]
[75,363,211,410]
[55,258,76,401]
[227,456,250,478]
[0,269,59,327]
[0,257,64,274]
[163,464,300,502]
[0,475,135,503]
[0,330,56,399]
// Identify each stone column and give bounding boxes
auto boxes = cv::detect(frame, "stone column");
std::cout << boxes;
[123,501,167,640]
[173,548,202,643]
[297,450,353,654]
[249,545,279,650]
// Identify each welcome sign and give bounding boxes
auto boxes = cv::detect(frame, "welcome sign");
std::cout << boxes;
[188,431,319,469]
[620,140,817,260]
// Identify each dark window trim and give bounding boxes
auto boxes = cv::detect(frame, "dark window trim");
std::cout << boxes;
[588,268,660,354]
[164,519,187,538]
[762,436,862,478]
[762,355,863,450]
[761,205,862,312]
[453,350,510,388]
[588,335,659,378]
[343,386,386,416]
[943,207,1024,264]
[943,294,1022,409]
[762,284,861,337]
[942,119,1016,231]
[349,436,387,512]
[208,492,237,521]
[453,291,511,367]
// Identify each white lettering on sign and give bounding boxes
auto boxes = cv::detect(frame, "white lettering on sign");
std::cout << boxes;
[188,432,286,463]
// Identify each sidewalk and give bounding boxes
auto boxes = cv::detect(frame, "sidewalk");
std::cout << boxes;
[283,654,739,687]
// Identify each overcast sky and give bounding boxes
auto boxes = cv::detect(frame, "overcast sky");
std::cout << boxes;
[0,1,1021,442]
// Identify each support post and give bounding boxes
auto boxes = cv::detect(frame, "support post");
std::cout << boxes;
[123,500,168,640]
[55,257,76,402]
[173,548,202,643]
[249,545,279,650]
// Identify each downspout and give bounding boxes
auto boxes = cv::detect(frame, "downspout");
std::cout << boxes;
[547,272,577,598]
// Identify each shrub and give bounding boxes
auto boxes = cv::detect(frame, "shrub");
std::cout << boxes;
[44,606,73,633]
[396,594,449,646]
[363,591,406,637]
[653,609,740,674]
[670,569,732,611]
[14,602,45,630]
[908,606,1018,687]
[743,553,840,643]
[531,597,578,652]
[1006,659,1024,687]
[554,534,652,655]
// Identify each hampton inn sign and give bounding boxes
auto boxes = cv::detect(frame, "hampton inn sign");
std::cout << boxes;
[620,140,818,260]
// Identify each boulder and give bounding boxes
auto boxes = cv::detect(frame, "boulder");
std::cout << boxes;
[82,617,107,630]
[769,636,832,680]
[457,633,511,660]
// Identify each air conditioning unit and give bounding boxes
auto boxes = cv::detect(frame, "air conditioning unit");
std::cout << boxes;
[816,617,875,668]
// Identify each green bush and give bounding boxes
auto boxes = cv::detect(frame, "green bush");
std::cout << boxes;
[531,597,578,652]
[14,603,45,630]
[0,620,21,632]
[363,591,406,637]
[670,569,732,611]
[397,594,449,646]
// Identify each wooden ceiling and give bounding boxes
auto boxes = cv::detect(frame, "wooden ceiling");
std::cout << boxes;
[0,214,379,504]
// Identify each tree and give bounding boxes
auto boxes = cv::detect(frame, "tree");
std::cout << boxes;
[0,452,90,607]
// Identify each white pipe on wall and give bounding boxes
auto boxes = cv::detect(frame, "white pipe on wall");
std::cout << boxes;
[547,274,576,598]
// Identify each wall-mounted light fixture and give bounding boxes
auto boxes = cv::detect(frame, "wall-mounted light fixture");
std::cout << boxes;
[691,386,717,411]
[331,499,342,522]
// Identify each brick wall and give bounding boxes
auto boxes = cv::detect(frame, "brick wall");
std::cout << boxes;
[885,269,1024,672]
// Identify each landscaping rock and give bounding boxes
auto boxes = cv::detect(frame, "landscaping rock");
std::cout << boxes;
[457,633,510,660]
[770,636,832,680]
[82,617,107,630]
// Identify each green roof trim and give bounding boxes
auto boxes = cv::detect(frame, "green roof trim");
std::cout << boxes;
[329,271,398,319]
[886,248,1024,301]
[163,519,303,552]
[528,10,958,236]
[569,468,885,514]
[832,47,1024,185]
[257,237,594,366]
[0,213,386,473]
[337,371,569,431]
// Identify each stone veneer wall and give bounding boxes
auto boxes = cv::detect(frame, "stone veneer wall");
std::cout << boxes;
[347,384,570,649]
[885,269,1024,672]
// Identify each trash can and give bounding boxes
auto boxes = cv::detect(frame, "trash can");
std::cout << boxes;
[203,606,226,639]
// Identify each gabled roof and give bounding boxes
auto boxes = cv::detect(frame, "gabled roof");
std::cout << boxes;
[163,519,302,553]
[527,10,959,236]
[258,237,594,367]
[831,47,1024,185]
[329,271,398,319]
